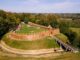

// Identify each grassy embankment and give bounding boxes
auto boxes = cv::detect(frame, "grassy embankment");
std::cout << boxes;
[2,36,59,50]
[55,33,69,43]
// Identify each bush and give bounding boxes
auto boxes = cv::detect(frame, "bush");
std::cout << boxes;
[66,28,80,48]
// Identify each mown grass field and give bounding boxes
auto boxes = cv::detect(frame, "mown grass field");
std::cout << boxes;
[16,24,45,34]
[2,36,59,50]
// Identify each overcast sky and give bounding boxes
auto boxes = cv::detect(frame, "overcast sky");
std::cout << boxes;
[0,0,80,13]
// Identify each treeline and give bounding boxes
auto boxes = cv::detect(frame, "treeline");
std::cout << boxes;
[0,10,59,39]
[0,10,20,38]
[65,28,80,48]
[57,18,80,49]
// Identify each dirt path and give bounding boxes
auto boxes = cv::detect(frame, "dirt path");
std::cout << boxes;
[0,40,63,55]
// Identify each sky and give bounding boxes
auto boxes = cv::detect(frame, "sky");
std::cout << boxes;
[0,0,80,13]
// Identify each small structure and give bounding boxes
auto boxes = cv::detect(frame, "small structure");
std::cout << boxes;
[48,25,52,29]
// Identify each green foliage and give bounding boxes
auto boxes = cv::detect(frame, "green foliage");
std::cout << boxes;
[66,28,80,48]
[59,19,80,34]
[0,10,60,38]
[50,19,59,28]
[0,10,20,39]
[23,17,29,24]
[55,33,69,43]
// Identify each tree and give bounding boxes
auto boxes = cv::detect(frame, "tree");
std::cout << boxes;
[23,17,29,24]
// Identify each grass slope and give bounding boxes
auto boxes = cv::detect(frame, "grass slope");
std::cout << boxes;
[2,36,59,50]
[55,33,69,43]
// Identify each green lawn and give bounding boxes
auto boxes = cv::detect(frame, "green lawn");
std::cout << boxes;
[2,36,59,50]
[15,24,45,34]
[55,33,69,43]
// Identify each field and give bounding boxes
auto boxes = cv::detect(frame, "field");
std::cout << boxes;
[54,52,80,60]
[0,49,80,60]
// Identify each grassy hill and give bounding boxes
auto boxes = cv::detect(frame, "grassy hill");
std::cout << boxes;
[2,36,59,50]
[2,23,59,50]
